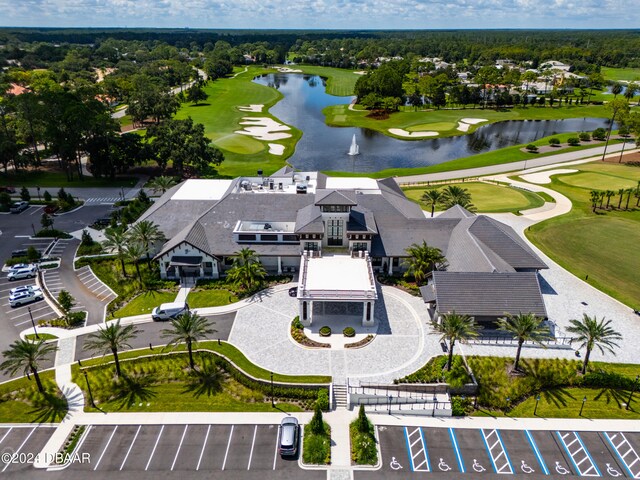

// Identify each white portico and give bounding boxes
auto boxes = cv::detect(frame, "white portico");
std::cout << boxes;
[297,253,377,327]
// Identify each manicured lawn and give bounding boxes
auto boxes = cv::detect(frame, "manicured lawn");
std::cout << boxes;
[0,371,63,423]
[173,66,302,177]
[525,162,640,308]
[402,182,545,213]
[601,67,640,82]
[112,290,177,318]
[325,103,609,141]
[187,289,238,308]
[0,170,137,188]
[25,333,58,341]
[79,341,332,384]
[291,65,360,96]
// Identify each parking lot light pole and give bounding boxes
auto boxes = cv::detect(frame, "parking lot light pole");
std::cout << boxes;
[270,372,274,407]
[31,223,36,236]
[534,395,541,416]
[626,375,640,410]
[579,396,587,416]
[82,369,97,409]
[28,307,39,340]
[36,186,41,201]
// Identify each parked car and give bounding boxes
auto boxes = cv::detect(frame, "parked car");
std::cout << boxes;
[0,186,16,194]
[9,288,44,307]
[9,201,29,214]
[7,266,38,281]
[279,417,299,456]
[11,249,28,258]
[9,284,38,296]
[43,204,59,215]
[288,287,298,297]
[151,302,189,321]
[94,216,112,227]
[8,263,34,272]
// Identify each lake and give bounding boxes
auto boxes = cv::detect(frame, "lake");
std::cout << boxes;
[253,73,612,173]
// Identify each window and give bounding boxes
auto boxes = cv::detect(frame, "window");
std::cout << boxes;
[352,242,367,251]
[260,234,278,241]
[327,219,343,246]
[304,242,318,251]
[238,234,256,241]
[283,234,298,242]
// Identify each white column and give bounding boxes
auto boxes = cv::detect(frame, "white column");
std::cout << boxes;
[277,256,282,275]
[388,257,393,275]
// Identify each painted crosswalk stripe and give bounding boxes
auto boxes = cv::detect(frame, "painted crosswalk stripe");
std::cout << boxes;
[482,429,513,474]
[604,432,640,478]
[557,431,601,477]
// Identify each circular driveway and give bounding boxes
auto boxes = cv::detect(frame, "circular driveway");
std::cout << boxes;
[228,285,441,384]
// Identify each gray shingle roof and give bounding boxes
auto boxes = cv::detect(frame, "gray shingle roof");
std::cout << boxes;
[295,204,324,234]
[468,216,548,270]
[314,190,357,206]
[437,204,475,219]
[154,220,212,259]
[428,271,547,318]
[347,206,378,234]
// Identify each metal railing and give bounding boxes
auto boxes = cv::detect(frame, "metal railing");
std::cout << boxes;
[468,335,573,347]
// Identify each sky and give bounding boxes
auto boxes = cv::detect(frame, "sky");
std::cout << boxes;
[0,0,636,29]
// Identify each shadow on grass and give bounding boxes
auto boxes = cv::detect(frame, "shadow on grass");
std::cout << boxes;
[593,386,630,408]
[30,390,69,423]
[189,103,212,107]
[112,372,157,410]
[183,358,223,398]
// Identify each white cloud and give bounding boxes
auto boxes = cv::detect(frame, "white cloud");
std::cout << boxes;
[0,0,635,28]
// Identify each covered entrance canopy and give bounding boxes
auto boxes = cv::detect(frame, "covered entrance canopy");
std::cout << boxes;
[297,253,377,326]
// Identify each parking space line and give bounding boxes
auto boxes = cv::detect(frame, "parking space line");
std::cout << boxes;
[196,425,211,471]
[1,426,36,472]
[557,431,601,477]
[247,425,257,470]
[448,428,465,473]
[525,430,549,475]
[11,305,51,318]
[222,425,234,470]
[0,428,13,445]
[120,425,141,471]
[144,425,164,471]
[404,426,430,471]
[273,422,280,470]
[604,432,640,478]
[170,425,188,471]
[93,425,115,470]
[482,429,513,474]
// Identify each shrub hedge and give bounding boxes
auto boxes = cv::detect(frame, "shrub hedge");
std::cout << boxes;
[343,327,355,337]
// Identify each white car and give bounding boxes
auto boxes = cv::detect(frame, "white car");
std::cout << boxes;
[9,284,38,296]
[8,263,33,272]
[7,266,38,281]
[9,288,44,307]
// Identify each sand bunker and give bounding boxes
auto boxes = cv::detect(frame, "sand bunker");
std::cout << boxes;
[277,67,303,73]
[457,122,471,132]
[238,104,264,112]
[268,143,285,155]
[520,169,578,184]
[460,118,488,125]
[235,117,292,142]
[389,128,438,138]
[353,71,367,75]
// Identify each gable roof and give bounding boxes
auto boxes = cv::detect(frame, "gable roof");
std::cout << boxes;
[295,204,324,234]
[314,190,357,206]
[437,204,475,219]
[347,206,378,234]
[426,271,547,318]
[155,220,212,259]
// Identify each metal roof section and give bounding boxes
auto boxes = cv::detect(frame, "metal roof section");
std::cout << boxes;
[298,254,378,301]
[324,177,380,191]
[427,271,547,318]
[170,179,234,201]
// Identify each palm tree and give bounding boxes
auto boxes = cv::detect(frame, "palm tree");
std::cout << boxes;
[624,188,634,210]
[598,191,605,209]
[624,82,638,103]
[147,176,177,195]
[589,190,600,213]
[103,228,129,277]
[605,190,615,209]
[161,311,217,370]
[567,314,622,374]
[441,185,475,211]
[402,241,447,286]
[611,82,623,99]
[617,188,625,209]
[421,189,443,217]
[430,311,480,371]
[226,248,267,291]
[128,220,165,267]
[496,313,548,371]
[0,339,58,393]
[83,320,140,377]
[124,241,145,284]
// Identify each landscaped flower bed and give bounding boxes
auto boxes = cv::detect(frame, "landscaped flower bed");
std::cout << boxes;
[290,317,330,348]
[345,334,374,349]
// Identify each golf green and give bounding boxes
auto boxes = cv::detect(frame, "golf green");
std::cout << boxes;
[557,171,638,190]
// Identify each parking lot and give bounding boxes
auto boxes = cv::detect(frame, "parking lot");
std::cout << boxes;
[67,422,322,478]
[364,426,640,478]
[75,265,116,303]
[0,425,57,474]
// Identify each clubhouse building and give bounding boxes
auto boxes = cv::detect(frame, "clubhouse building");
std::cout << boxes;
[139,167,548,327]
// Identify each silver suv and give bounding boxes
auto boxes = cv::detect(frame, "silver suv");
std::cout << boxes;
[10,201,29,214]
[9,287,44,307]
[279,417,299,457]
[7,265,38,281]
